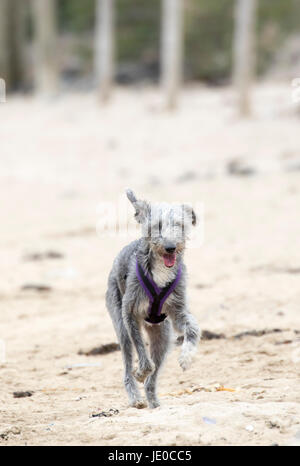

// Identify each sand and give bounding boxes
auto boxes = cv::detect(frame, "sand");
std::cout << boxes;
[0,84,300,446]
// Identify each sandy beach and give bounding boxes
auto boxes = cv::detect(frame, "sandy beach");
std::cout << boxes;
[0,85,300,446]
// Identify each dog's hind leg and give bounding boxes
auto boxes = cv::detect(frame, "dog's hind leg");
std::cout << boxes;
[106,283,146,409]
[144,319,171,409]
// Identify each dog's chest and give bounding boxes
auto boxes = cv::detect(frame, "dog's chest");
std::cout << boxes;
[135,264,177,320]
[151,263,176,288]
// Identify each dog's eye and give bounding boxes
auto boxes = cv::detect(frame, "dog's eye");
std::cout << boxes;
[175,222,184,235]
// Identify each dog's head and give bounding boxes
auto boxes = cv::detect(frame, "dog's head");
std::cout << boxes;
[126,189,196,268]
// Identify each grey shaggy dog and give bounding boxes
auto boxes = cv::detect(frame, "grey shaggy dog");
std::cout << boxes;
[105,189,201,409]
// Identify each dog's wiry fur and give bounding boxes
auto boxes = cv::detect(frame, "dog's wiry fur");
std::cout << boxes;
[105,189,201,409]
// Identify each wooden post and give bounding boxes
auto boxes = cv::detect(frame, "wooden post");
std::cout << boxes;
[0,0,10,85]
[94,0,115,103]
[0,0,27,92]
[161,0,184,110]
[32,0,58,95]
[233,0,257,116]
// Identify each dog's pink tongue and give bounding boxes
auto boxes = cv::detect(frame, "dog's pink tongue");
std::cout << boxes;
[163,253,176,268]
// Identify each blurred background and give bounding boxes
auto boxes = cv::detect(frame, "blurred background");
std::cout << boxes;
[1,0,300,94]
[1,0,300,446]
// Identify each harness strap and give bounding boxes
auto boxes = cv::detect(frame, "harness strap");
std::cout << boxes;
[136,260,182,324]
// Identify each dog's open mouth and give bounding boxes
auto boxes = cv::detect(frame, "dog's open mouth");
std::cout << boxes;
[163,253,176,268]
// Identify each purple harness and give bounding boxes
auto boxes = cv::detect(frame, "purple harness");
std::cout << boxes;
[136,260,182,324]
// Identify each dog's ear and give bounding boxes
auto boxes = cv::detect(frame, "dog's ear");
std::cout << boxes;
[182,204,197,226]
[126,189,150,224]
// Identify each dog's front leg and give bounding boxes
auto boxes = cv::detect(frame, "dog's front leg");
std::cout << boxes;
[122,302,154,383]
[170,306,201,371]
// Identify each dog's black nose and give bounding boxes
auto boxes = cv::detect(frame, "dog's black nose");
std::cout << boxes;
[165,246,176,254]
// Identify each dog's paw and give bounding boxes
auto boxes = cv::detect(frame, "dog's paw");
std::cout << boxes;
[133,367,153,383]
[178,353,192,371]
[178,342,196,371]
[133,361,154,383]
[148,399,160,409]
[129,399,147,409]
